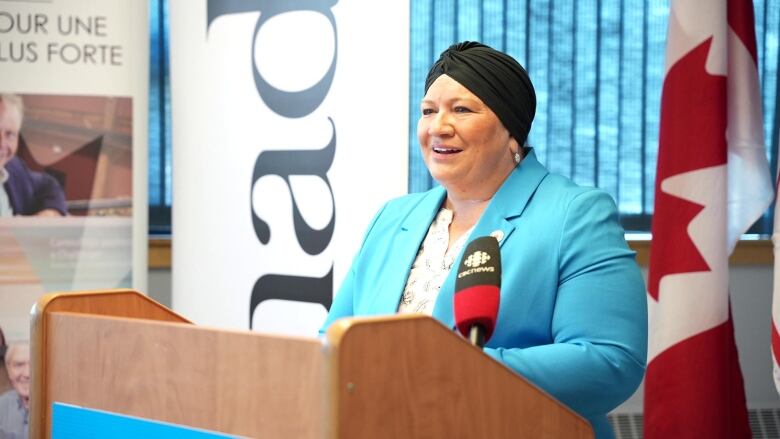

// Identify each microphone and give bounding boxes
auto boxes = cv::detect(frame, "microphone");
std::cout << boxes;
[454,235,501,348]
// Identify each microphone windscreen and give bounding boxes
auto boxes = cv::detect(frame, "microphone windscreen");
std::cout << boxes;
[453,236,501,341]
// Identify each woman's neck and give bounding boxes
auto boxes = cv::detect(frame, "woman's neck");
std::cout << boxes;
[445,196,490,221]
[444,196,491,251]
[441,153,520,249]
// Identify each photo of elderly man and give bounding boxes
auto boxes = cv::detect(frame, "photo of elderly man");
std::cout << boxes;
[0,340,29,439]
[0,94,66,217]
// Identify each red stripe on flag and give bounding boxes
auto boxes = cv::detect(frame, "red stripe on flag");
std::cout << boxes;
[645,314,751,438]
[773,320,780,366]
[728,0,758,63]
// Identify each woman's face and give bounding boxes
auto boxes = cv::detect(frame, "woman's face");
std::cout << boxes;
[418,75,517,198]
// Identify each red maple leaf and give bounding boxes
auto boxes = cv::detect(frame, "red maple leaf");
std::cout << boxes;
[648,38,727,301]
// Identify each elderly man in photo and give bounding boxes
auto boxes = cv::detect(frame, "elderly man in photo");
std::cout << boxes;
[0,94,66,217]
[0,341,30,439]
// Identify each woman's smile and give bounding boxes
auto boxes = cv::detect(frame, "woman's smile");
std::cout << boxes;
[431,144,463,155]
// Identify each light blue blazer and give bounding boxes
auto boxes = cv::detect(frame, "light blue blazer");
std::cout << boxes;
[321,150,647,439]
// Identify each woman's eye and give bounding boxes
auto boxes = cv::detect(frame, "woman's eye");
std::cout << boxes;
[421,108,435,116]
[454,106,472,113]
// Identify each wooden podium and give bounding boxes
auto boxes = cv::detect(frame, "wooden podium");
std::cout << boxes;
[30,289,593,438]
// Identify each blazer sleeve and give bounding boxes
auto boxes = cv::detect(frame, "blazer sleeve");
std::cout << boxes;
[319,201,389,335]
[6,157,67,216]
[484,189,647,418]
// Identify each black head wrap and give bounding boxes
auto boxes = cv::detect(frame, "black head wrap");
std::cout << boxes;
[425,41,536,146]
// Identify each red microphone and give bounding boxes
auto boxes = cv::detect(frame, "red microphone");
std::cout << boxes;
[453,236,501,348]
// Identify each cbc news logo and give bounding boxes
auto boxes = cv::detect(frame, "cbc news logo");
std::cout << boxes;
[464,251,490,268]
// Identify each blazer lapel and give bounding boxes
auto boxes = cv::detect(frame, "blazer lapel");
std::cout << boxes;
[431,149,549,329]
[369,186,447,315]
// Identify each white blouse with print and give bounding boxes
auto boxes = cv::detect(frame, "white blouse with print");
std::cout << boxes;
[397,207,474,315]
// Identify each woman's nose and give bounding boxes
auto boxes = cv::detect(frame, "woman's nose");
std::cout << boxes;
[428,111,454,136]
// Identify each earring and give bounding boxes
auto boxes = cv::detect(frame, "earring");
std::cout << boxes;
[513,151,521,164]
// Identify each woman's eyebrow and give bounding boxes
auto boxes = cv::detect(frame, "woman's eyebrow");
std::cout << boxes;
[421,96,481,105]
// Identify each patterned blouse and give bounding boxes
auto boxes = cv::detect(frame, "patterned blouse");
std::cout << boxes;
[397,207,475,315]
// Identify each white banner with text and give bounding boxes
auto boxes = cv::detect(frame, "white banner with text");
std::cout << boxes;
[0,0,148,340]
[170,1,409,336]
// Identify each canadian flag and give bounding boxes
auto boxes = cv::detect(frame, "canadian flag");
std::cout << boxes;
[645,0,773,437]
[773,149,780,393]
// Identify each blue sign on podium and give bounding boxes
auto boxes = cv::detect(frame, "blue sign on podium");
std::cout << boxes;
[52,402,238,438]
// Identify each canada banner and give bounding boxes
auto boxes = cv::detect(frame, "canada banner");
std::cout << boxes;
[645,0,773,437]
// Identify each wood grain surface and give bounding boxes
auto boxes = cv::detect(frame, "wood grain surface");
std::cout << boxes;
[328,315,593,439]
[41,312,325,438]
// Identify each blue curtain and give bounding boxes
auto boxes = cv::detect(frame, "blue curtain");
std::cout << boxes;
[149,0,171,234]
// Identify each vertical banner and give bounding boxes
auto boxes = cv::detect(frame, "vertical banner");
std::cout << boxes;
[170,1,409,336]
[0,1,148,340]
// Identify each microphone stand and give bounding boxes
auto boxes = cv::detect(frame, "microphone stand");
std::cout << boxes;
[469,325,486,348]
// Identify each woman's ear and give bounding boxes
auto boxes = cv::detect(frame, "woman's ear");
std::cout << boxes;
[510,137,522,163]
[511,141,522,164]
[510,135,520,151]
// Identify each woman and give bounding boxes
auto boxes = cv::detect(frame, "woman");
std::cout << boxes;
[321,41,646,438]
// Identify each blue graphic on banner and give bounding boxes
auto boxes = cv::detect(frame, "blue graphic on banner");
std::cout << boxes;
[52,402,236,438]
